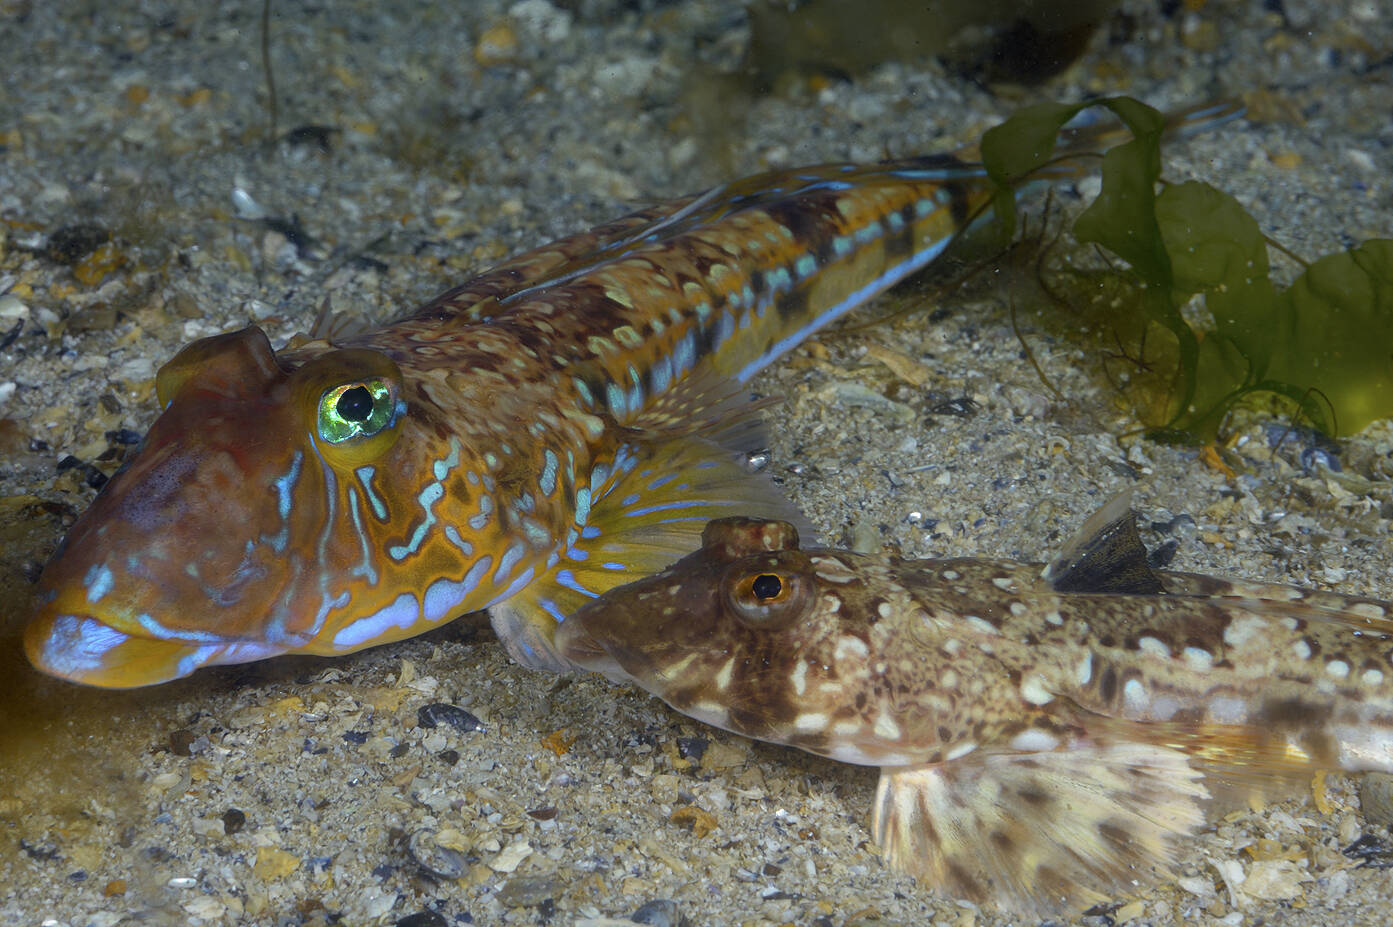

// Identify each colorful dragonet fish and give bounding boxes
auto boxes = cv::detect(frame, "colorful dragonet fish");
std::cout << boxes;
[557,496,1393,913]
[25,103,1240,688]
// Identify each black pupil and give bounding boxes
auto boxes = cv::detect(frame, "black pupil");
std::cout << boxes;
[751,573,782,600]
[336,385,375,422]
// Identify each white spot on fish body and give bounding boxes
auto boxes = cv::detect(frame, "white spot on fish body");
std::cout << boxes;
[877,601,893,621]
[873,712,902,741]
[1350,602,1387,620]
[834,635,869,661]
[790,658,809,696]
[1075,651,1093,686]
[1044,610,1064,626]
[688,700,730,727]
[833,719,863,737]
[1293,639,1313,659]
[794,712,830,734]
[1280,616,1300,630]
[941,569,960,581]
[714,657,735,692]
[941,638,962,657]
[1183,646,1214,670]
[1223,613,1268,648]
[1020,673,1053,705]
[1138,636,1170,658]
[1365,669,1385,686]
[965,616,999,637]
[1209,696,1248,724]
[1327,659,1350,679]
[945,741,977,761]
[1009,729,1060,753]
[1123,678,1148,713]
[1150,696,1181,721]
[1008,601,1028,617]
[991,576,1016,592]
[812,557,858,584]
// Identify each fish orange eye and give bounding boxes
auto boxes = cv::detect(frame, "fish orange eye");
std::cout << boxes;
[317,378,399,444]
[723,564,811,630]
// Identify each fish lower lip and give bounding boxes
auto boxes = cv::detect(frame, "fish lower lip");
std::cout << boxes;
[23,611,286,688]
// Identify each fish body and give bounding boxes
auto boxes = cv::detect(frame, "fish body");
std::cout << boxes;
[556,497,1393,912]
[25,103,1239,688]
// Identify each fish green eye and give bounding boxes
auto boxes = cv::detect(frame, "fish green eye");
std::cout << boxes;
[723,564,812,630]
[318,378,397,443]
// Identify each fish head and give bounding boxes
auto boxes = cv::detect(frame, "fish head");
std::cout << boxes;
[25,325,482,687]
[560,516,921,762]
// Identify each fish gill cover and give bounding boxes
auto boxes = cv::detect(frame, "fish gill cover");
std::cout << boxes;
[980,96,1393,443]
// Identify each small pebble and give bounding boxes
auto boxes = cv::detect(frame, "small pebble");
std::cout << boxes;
[496,873,561,907]
[395,912,447,927]
[417,703,485,733]
[630,899,683,927]
[407,829,468,880]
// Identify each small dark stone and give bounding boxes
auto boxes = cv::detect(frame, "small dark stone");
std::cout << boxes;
[630,899,682,927]
[19,839,60,862]
[372,864,395,880]
[56,455,82,472]
[85,468,108,490]
[222,809,246,835]
[389,742,410,758]
[674,736,707,758]
[437,749,460,766]
[105,428,143,446]
[526,806,557,821]
[395,912,447,927]
[44,223,110,264]
[417,703,485,733]
[0,318,22,350]
[927,396,978,418]
[1146,538,1179,569]
[168,729,195,756]
[67,870,87,881]
[342,730,369,745]
[1344,832,1393,868]
[282,124,341,152]
[761,862,781,876]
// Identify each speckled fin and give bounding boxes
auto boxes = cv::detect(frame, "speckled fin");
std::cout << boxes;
[491,428,814,673]
[1042,491,1164,595]
[871,734,1209,914]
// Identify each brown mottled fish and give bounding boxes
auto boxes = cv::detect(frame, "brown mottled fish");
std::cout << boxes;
[557,495,1393,913]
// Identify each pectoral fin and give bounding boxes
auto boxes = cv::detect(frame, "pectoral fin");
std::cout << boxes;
[491,430,814,672]
[871,735,1208,914]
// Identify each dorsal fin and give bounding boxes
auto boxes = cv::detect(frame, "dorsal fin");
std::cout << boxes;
[1042,491,1164,595]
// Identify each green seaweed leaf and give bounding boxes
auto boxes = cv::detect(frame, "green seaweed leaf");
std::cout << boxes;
[980,96,1393,442]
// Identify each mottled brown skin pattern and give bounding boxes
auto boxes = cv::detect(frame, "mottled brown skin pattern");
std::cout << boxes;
[559,514,1393,910]
[563,518,1393,769]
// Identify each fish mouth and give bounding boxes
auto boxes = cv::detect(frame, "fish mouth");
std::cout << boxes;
[24,609,287,688]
